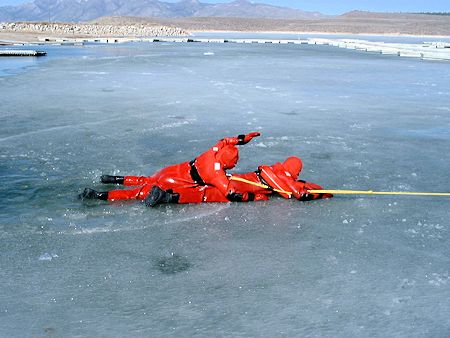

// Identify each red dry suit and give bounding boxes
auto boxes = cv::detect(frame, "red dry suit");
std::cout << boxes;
[107,133,260,203]
[176,156,333,203]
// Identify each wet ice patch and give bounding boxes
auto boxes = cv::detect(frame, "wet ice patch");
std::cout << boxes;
[163,101,182,106]
[392,296,412,304]
[255,85,276,92]
[405,220,446,239]
[326,255,338,265]
[280,111,299,116]
[399,278,416,289]
[253,141,280,148]
[427,273,449,287]
[163,203,230,225]
[156,253,190,274]
[349,122,372,131]
[140,120,191,133]
[62,203,231,236]
[74,71,109,75]
[43,327,56,335]
[210,80,234,87]
[39,253,59,261]
[310,152,332,160]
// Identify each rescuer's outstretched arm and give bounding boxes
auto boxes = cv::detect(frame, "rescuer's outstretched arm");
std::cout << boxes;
[220,132,261,146]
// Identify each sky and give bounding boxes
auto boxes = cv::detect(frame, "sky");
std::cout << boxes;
[1,0,449,15]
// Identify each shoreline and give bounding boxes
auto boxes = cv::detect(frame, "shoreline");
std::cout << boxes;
[3,13,450,44]
[2,30,449,62]
[2,30,450,45]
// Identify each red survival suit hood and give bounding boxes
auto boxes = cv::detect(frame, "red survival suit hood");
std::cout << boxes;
[217,145,239,169]
[283,156,303,180]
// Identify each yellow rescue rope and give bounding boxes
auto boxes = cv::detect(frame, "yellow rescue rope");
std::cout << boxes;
[230,176,450,197]
[230,176,292,196]
[307,189,450,196]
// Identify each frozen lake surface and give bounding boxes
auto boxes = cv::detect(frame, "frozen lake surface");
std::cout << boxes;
[1,40,449,337]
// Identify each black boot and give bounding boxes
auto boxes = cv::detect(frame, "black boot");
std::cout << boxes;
[101,175,124,185]
[144,186,179,207]
[79,188,108,201]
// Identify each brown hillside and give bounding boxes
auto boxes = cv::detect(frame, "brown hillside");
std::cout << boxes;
[92,13,450,36]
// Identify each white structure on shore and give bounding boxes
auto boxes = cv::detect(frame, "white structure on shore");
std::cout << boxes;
[0,49,46,56]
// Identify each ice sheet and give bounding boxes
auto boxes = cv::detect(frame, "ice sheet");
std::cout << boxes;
[0,41,449,337]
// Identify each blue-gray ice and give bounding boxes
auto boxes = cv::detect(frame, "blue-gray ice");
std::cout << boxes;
[0,37,449,337]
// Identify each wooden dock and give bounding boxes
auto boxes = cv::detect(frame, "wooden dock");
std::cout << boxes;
[0,49,46,57]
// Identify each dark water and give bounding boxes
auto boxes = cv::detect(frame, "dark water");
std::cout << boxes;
[0,40,449,337]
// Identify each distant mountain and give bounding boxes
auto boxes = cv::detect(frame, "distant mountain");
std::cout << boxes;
[0,0,327,22]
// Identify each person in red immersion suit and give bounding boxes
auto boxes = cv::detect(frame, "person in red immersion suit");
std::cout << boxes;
[188,156,333,203]
[79,132,261,205]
